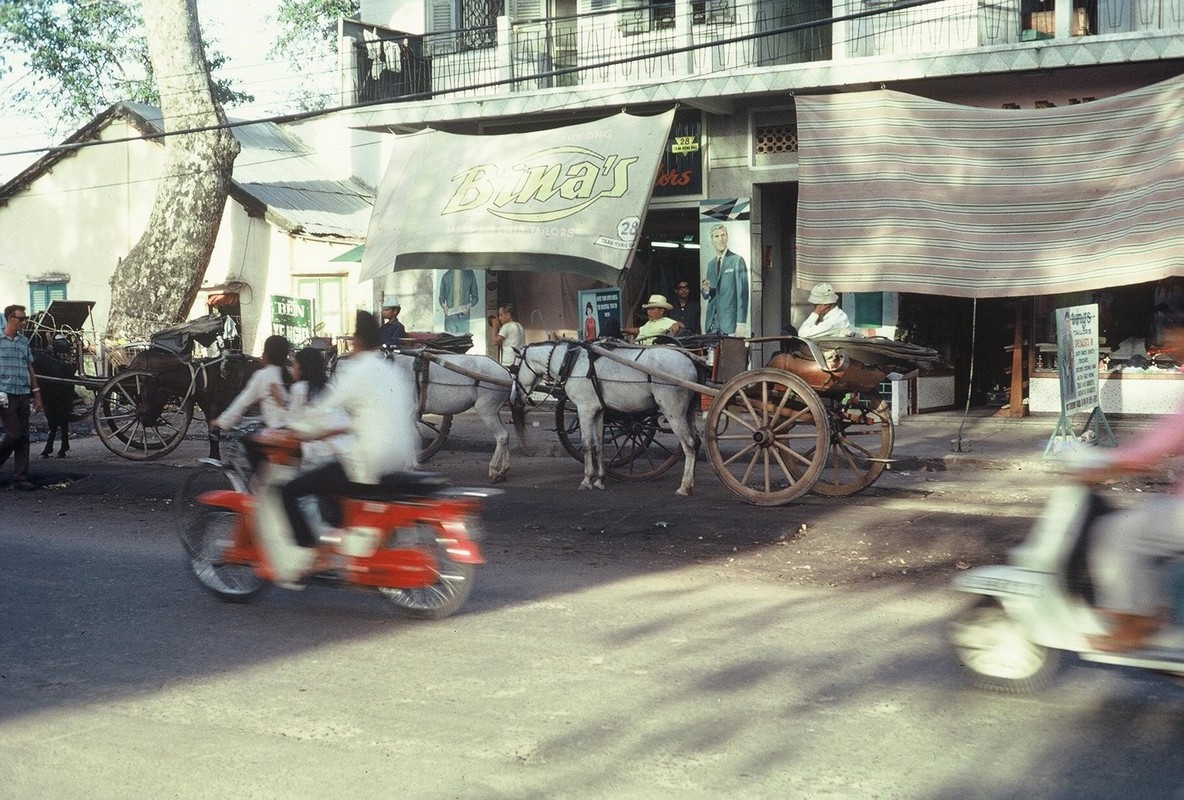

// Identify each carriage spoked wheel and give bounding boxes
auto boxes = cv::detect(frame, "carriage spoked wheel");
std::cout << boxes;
[704,368,829,506]
[553,394,680,481]
[416,412,453,461]
[807,393,895,497]
[94,369,194,460]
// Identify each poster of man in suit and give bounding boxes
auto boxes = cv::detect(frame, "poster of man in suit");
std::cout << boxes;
[437,268,482,334]
[699,199,750,336]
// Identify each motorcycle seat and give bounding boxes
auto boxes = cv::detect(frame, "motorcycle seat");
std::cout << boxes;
[346,470,450,502]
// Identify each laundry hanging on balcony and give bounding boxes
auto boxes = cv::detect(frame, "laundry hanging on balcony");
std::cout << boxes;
[794,73,1184,298]
[360,110,675,286]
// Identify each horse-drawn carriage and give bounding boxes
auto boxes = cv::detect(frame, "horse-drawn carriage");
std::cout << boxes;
[30,306,259,461]
[514,333,941,506]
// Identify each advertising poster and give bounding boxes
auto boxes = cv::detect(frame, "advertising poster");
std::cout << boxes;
[435,268,485,337]
[578,288,622,340]
[1056,303,1100,413]
[699,198,751,337]
[270,294,313,345]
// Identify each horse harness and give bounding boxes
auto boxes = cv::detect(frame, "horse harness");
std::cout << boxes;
[514,341,653,408]
[405,348,502,414]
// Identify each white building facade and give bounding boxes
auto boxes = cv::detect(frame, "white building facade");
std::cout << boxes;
[321,0,1184,414]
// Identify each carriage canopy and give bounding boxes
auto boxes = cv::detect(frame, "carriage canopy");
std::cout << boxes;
[149,315,233,356]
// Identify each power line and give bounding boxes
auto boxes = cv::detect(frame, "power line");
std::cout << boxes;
[0,0,950,164]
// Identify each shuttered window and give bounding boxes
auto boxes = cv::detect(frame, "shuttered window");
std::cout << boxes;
[29,282,67,313]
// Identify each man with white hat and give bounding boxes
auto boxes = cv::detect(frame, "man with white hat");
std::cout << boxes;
[797,283,853,339]
[625,294,683,345]
[378,295,406,348]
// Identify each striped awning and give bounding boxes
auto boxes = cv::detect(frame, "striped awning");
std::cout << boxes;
[795,74,1184,298]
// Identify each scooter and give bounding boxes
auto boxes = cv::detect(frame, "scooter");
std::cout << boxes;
[179,428,496,619]
[949,478,1184,693]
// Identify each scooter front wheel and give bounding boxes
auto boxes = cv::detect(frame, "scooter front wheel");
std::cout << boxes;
[182,509,267,602]
[378,526,475,619]
[949,597,1061,693]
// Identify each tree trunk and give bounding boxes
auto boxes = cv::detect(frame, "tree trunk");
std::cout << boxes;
[104,0,240,345]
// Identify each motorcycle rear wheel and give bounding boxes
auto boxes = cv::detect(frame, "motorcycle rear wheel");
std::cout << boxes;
[182,509,267,602]
[378,526,475,619]
[949,597,1060,693]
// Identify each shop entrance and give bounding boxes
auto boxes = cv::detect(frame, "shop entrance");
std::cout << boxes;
[900,294,1026,410]
[623,208,699,329]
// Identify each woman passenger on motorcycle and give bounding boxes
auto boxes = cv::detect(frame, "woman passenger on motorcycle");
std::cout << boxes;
[279,311,419,575]
[1086,310,1184,652]
[211,334,292,431]
[287,347,351,469]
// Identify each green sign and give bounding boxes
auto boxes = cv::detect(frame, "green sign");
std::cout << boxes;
[271,294,313,345]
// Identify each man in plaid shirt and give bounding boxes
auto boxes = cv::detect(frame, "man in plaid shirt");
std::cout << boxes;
[0,305,43,489]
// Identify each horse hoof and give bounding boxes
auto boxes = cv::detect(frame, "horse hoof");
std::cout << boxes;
[489,473,506,484]
[40,452,51,459]
[676,487,692,497]
[593,481,605,490]
[58,452,68,459]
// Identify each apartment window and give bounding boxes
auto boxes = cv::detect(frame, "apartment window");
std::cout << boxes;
[428,0,503,51]
[694,0,735,24]
[29,281,67,313]
[618,0,734,33]
[294,276,347,340]
[462,0,503,48]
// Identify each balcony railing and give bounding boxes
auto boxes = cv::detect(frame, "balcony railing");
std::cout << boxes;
[342,0,1184,106]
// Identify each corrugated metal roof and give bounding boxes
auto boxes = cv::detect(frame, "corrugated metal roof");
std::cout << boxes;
[229,118,374,239]
[1,102,374,241]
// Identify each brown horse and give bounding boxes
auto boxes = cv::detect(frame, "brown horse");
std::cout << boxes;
[121,348,263,460]
[32,351,79,458]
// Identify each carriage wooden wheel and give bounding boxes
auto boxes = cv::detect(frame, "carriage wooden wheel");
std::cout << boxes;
[553,393,680,481]
[94,368,194,460]
[808,393,895,497]
[416,412,453,461]
[703,368,830,506]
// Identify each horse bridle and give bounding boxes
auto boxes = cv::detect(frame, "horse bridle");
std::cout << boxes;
[509,341,566,406]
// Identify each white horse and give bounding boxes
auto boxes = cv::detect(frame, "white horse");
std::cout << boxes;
[387,350,522,482]
[510,341,701,495]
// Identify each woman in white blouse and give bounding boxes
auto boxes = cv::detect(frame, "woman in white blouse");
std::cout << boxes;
[211,335,292,430]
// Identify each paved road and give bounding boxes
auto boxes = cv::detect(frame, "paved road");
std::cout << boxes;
[3,429,1184,798]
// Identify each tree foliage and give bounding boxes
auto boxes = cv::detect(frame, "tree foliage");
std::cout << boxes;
[0,0,251,130]
[271,0,360,50]
[269,0,359,111]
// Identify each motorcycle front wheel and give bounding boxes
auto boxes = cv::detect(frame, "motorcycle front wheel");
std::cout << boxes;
[948,596,1060,693]
[378,525,476,620]
[181,509,267,602]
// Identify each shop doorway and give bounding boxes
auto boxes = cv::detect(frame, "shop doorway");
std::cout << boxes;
[900,294,1026,409]
[624,208,699,328]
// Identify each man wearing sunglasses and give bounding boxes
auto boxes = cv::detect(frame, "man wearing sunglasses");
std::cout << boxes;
[0,305,43,490]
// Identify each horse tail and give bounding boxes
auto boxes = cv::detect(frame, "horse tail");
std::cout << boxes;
[510,400,530,453]
[684,354,703,454]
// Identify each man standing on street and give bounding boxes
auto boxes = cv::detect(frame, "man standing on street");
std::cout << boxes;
[491,304,525,367]
[378,295,406,348]
[0,305,43,490]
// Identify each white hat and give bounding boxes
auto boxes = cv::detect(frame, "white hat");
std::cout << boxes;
[642,294,673,310]
[382,294,402,309]
[807,283,839,305]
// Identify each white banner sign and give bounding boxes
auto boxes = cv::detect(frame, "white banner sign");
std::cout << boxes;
[1056,303,1100,413]
[361,111,675,286]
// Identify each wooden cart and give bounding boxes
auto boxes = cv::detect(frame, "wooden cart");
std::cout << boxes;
[555,335,939,505]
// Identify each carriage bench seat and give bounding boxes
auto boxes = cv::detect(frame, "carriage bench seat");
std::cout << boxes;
[347,471,450,501]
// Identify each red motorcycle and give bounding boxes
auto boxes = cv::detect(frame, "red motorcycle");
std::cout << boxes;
[179,429,493,619]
